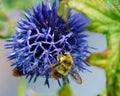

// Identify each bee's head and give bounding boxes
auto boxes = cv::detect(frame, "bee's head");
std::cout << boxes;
[64,52,70,56]
[62,52,73,63]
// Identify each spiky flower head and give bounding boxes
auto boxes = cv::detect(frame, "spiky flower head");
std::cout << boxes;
[5,0,90,87]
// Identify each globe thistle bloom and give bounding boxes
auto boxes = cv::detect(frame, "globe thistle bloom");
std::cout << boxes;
[5,0,91,87]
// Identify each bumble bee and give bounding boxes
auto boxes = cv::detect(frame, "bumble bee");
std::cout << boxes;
[12,68,24,77]
[49,52,82,84]
[12,62,38,77]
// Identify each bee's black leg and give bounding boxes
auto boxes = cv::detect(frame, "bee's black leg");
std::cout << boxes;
[57,79,61,87]
[62,76,69,85]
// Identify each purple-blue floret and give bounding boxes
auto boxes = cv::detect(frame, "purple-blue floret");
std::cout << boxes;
[5,0,91,87]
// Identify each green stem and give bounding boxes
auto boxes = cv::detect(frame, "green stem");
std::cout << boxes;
[99,36,120,96]
[17,77,26,96]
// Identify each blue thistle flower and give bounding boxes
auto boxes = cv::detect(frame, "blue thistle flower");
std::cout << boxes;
[5,0,91,87]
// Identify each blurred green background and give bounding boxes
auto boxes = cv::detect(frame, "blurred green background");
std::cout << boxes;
[0,0,120,96]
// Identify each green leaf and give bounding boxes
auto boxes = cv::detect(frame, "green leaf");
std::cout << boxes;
[2,0,37,10]
[0,20,15,39]
[0,11,9,21]
[68,0,120,34]
[67,0,120,96]
[58,0,68,23]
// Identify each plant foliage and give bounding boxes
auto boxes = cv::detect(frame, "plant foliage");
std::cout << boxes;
[67,0,120,95]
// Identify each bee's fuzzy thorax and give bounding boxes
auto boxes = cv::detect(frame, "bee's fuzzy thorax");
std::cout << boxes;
[5,0,91,87]
[50,52,73,79]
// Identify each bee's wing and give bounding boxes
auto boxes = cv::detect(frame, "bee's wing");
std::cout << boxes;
[70,71,82,84]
